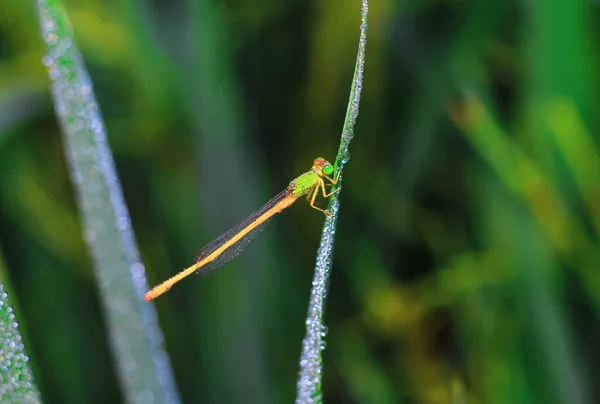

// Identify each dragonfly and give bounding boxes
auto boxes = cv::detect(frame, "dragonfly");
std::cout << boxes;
[144,157,340,301]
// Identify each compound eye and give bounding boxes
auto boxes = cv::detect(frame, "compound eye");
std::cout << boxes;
[323,163,334,176]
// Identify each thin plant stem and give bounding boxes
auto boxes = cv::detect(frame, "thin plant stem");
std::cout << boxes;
[295,1,368,403]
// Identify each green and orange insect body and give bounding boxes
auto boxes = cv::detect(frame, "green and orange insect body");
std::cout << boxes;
[144,157,339,302]
[290,171,320,196]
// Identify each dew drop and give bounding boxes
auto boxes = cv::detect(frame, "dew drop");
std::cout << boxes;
[118,216,129,230]
[45,33,57,44]
[42,55,53,67]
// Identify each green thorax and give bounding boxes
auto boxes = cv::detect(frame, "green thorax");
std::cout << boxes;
[289,170,320,197]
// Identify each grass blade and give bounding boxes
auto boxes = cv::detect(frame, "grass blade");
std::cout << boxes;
[295,1,368,403]
[35,1,180,402]
[0,282,41,404]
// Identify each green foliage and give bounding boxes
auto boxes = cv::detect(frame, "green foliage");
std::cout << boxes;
[296,2,368,403]
[0,0,599,403]
[35,0,179,403]
[0,277,41,403]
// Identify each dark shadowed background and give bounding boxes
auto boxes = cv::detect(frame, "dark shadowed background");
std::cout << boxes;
[1,1,600,403]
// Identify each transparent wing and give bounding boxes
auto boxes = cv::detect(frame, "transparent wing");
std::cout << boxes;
[193,188,294,276]
[194,217,273,276]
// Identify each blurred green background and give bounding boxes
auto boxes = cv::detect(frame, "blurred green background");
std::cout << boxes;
[2,0,600,403]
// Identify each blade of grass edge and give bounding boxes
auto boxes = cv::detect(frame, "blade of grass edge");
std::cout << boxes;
[0,255,42,403]
[35,1,180,403]
[295,1,368,403]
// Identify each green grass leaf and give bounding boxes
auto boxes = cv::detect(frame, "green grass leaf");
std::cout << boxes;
[0,281,41,404]
[295,1,368,402]
[35,1,180,402]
